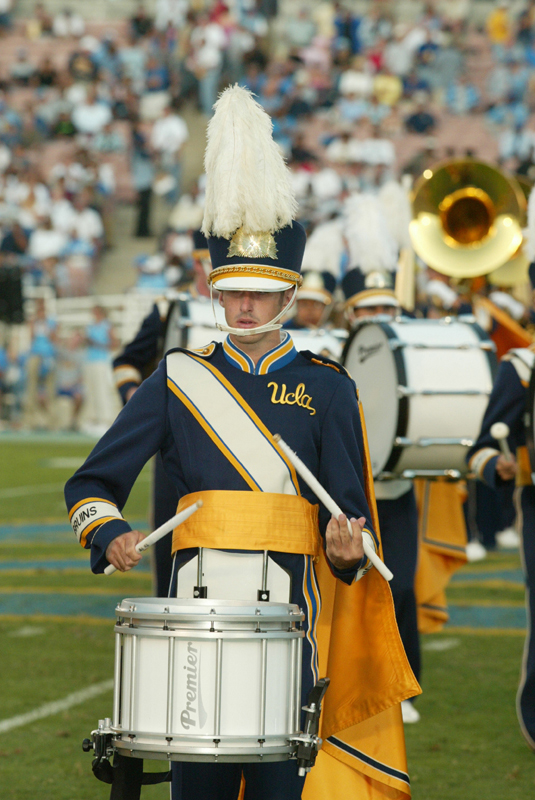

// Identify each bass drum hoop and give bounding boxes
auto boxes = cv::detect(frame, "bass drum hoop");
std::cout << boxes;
[341,320,408,476]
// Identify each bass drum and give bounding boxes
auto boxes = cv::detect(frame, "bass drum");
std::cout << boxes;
[287,328,347,362]
[342,317,497,478]
[164,295,226,352]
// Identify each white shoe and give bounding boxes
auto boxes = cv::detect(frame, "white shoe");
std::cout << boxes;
[401,700,420,724]
[495,528,520,550]
[466,540,487,562]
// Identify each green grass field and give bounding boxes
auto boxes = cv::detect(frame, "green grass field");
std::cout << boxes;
[1,437,534,798]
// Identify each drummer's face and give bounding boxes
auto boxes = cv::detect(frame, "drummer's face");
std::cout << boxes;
[295,299,326,328]
[219,289,293,344]
[353,304,397,319]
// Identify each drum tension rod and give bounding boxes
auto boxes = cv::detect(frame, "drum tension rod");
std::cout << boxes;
[258,550,270,602]
[194,547,207,599]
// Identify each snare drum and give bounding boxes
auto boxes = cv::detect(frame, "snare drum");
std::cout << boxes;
[164,296,226,352]
[342,317,497,478]
[288,328,347,362]
[111,597,304,763]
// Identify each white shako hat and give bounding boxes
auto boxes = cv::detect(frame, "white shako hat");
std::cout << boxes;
[201,85,306,295]
[297,270,336,304]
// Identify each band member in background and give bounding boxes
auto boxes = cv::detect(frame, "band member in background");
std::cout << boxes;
[283,270,335,330]
[66,86,418,800]
[112,230,214,596]
[341,262,422,724]
[467,342,535,750]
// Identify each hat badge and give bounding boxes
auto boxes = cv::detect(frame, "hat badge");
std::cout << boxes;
[227,227,278,260]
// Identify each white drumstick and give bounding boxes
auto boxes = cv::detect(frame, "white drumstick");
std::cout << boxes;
[490,422,513,461]
[104,500,203,575]
[273,434,393,582]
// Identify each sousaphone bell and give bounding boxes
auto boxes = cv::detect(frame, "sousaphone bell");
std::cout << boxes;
[409,158,526,278]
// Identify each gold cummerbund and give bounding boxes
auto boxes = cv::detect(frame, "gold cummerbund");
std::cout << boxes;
[172,490,320,556]
[516,446,533,487]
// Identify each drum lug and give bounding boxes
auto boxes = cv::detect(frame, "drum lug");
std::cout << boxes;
[292,677,330,776]
[82,719,115,785]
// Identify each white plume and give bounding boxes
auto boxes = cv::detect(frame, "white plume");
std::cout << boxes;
[378,180,412,250]
[202,85,297,238]
[524,185,535,262]
[302,219,345,277]
[343,193,398,273]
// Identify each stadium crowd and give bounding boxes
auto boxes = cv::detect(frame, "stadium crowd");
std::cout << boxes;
[1,0,535,433]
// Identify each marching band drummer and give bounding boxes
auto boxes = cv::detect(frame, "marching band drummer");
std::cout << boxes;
[341,255,422,725]
[282,270,336,331]
[467,340,535,750]
[65,86,418,800]
[111,230,213,596]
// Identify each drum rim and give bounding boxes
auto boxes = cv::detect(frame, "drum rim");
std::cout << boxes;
[341,319,408,476]
[115,597,304,620]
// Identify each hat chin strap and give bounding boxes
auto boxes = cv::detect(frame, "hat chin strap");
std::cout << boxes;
[210,285,297,337]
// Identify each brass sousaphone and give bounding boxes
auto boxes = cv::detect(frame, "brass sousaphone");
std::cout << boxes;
[409,158,527,278]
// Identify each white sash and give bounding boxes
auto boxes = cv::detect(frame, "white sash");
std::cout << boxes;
[166,350,300,496]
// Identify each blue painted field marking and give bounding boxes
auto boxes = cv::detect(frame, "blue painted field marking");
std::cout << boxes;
[0,559,151,572]
[447,604,526,630]
[451,569,525,584]
[0,521,149,542]
[0,594,125,618]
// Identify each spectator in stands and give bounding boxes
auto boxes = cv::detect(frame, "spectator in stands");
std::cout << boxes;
[189,14,226,116]
[404,93,436,134]
[68,41,99,83]
[0,217,28,260]
[333,2,361,54]
[131,121,155,237]
[498,122,535,163]
[445,74,481,115]
[9,49,36,87]
[35,55,59,88]
[130,3,153,40]
[118,33,147,93]
[486,0,513,60]
[72,85,113,136]
[53,7,85,39]
[92,122,126,154]
[56,329,84,430]
[70,189,104,250]
[0,0,12,36]
[383,25,414,77]
[155,0,188,33]
[403,137,438,179]
[81,305,119,434]
[52,110,77,138]
[22,297,57,430]
[29,3,53,38]
[150,102,188,204]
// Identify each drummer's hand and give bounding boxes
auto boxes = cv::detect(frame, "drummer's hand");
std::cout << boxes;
[326,514,365,571]
[496,453,517,481]
[106,530,146,572]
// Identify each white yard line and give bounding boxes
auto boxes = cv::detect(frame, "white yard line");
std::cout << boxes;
[0,679,113,734]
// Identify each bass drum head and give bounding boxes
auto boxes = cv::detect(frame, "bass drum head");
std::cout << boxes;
[342,323,399,477]
[288,329,346,362]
